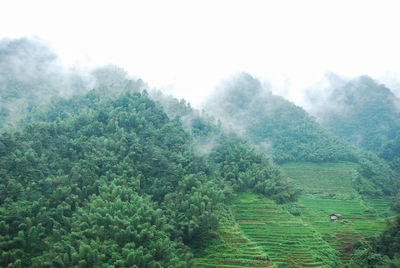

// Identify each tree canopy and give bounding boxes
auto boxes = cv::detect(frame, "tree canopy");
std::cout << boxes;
[0,89,297,267]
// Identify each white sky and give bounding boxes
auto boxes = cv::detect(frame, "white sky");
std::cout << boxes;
[1,0,400,107]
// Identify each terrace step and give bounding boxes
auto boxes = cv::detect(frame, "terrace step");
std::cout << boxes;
[228,193,341,267]
[197,162,390,267]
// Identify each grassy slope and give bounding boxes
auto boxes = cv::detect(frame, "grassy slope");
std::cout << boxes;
[195,162,393,267]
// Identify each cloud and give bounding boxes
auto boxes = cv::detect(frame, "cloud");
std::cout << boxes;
[0,37,96,127]
[2,1,400,109]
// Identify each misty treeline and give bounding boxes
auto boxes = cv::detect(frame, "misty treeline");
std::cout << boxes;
[203,73,399,198]
[0,89,299,267]
[304,74,400,209]
[306,74,400,170]
[0,37,400,266]
[0,38,146,129]
[0,38,299,267]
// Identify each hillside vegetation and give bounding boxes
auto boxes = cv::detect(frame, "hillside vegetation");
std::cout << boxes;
[0,88,297,267]
[196,162,395,267]
[307,75,400,176]
[204,73,399,198]
[205,73,357,164]
[0,38,399,267]
[309,76,400,152]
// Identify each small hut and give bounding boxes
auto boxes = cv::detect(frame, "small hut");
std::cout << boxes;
[330,214,342,221]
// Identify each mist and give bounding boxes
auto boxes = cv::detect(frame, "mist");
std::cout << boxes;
[3,36,399,155]
[0,37,148,128]
[202,72,350,163]
[204,73,272,137]
[296,74,400,151]
[0,38,93,127]
[200,71,397,166]
[2,1,400,110]
[2,36,400,159]
[2,2,400,267]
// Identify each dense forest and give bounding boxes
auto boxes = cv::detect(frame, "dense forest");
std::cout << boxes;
[1,38,399,267]
[0,80,297,266]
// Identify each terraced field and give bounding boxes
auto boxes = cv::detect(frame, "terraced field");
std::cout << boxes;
[195,162,392,267]
[195,212,270,267]
[196,193,340,267]
[230,193,339,267]
[364,197,396,217]
[282,162,358,199]
[282,162,390,263]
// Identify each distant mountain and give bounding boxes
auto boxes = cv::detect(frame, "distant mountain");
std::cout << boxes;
[0,38,146,130]
[307,75,400,173]
[0,38,91,128]
[308,75,400,152]
[205,73,357,163]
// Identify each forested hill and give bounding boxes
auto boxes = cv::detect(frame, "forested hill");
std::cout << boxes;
[0,88,298,267]
[307,75,400,155]
[305,75,400,178]
[205,73,357,163]
[0,37,399,267]
[0,38,87,128]
[0,38,146,130]
[203,73,399,197]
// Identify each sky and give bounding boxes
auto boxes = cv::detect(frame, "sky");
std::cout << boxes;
[1,0,400,107]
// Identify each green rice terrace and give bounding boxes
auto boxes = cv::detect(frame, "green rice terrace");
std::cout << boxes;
[195,162,393,267]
